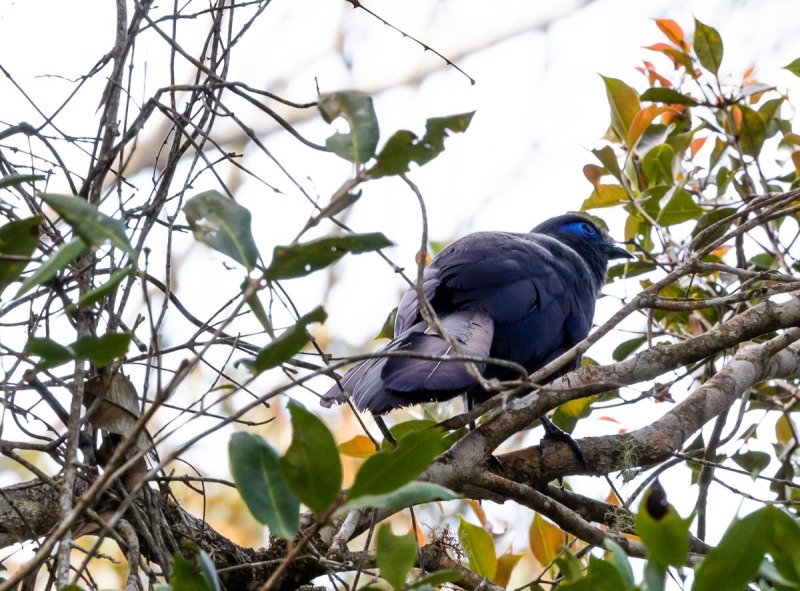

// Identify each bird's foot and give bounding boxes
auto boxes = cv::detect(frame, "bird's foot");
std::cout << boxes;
[540,415,588,470]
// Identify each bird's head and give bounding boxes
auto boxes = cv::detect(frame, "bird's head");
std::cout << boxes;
[532,213,632,262]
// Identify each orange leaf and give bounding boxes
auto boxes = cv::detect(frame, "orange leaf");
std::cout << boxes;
[598,415,621,424]
[644,42,674,53]
[466,499,488,527]
[529,513,565,568]
[661,104,687,125]
[410,521,426,546]
[654,18,686,47]
[337,435,377,458]
[732,105,743,128]
[494,552,525,587]
[605,489,621,506]
[628,105,670,149]
[583,164,605,189]
[690,136,708,159]
[711,246,731,258]
[743,65,756,81]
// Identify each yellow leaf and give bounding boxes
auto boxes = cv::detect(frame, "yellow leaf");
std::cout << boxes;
[529,513,565,568]
[776,415,795,446]
[581,184,628,210]
[337,435,377,458]
[602,76,641,142]
[459,515,497,580]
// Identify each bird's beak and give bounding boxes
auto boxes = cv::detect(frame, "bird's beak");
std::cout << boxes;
[606,242,634,260]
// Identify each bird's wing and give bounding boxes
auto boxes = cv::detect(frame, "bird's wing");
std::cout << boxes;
[381,310,494,392]
[321,310,493,414]
[395,232,545,332]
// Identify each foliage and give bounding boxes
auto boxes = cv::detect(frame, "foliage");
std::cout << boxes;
[1,8,800,591]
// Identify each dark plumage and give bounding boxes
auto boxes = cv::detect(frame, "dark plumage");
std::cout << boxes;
[321,213,632,414]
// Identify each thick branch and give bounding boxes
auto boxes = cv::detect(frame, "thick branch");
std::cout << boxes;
[497,337,800,483]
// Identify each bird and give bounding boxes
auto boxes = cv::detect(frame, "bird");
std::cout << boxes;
[321,213,632,415]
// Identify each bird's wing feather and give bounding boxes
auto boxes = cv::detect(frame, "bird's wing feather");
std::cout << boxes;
[382,310,493,392]
[321,310,493,413]
[396,232,548,331]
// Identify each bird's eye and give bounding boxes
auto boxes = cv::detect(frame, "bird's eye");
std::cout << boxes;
[580,222,597,236]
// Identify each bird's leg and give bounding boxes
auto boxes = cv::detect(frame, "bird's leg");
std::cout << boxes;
[540,415,588,470]
[374,415,397,448]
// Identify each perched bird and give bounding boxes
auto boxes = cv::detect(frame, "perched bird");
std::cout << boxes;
[321,213,632,415]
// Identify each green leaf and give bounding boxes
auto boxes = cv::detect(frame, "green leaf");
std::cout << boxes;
[280,401,342,514]
[612,336,647,361]
[658,188,702,227]
[601,76,641,142]
[643,560,667,591]
[559,555,628,591]
[246,292,273,337]
[228,432,299,538]
[368,111,475,178]
[592,146,623,182]
[39,194,137,266]
[377,524,417,589]
[228,433,300,540]
[336,481,459,515]
[767,507,800,584]
[556,550,584,582]
[70,267,133,310]
[552,397,594,434]
[731,450,771,477]
[375,306,398,340]
[314,191,361,224]
[183,190,260,271]
[738,106,768,158]
[581,184,628,210]
[24,337,75,370]
[458,516,496,580]
[642,144,675,186]
[171,553,215,591]
[319,90,380,163]
[349,428,445,498]
[693,19,724,75]
[408,570,462,588]
[263,233,392,282]
[245,306,327,375]
[71,333,132,368]
[634,485,690,568]
[603,539,635,590]
[690,207,737,251]
[639,88,699,106]
[0,216,41,295]
[782,58,800,78]
[195,550,222,591]
[0,173,45,190]
[25,333,131,370]
[15,238,87,297]
[607,260,654,281]
[692,508,772,591]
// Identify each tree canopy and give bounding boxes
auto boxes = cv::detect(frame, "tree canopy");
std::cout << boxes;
[0,3,799,591]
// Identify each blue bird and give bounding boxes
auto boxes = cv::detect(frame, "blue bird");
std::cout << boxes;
[321,213,631,415]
